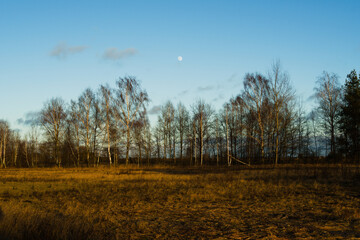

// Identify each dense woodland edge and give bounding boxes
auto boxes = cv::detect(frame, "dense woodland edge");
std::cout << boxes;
[0,62,360,168]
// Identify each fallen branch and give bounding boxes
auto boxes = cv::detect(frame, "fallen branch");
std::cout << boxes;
[229,155,251,167]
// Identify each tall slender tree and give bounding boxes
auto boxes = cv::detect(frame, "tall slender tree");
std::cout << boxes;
[99,84,113,166]
[69,100,81,166]
[40,98,67,167]
[192,100,213,166]
[176,102,189,162]
[78,88,95,167]
[113,76,149,165]
[314,71,341,155]
[240,73,270,163]
[268,62,294,165]
[0,120,9,168]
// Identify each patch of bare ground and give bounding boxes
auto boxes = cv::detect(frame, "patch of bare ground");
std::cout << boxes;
[0,165,359,239]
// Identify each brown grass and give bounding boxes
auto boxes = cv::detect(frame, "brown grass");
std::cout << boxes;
[0,165,359,239]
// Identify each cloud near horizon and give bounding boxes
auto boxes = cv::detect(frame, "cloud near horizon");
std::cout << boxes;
[148,105,161,115]
[197,85,214,92]
[50,42,87,58]
[227,73,237,82]
[102,47,137,60]
[212,94,225,102]
[178,90,188,96]
[17,111,40,126]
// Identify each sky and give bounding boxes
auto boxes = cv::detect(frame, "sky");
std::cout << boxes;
[1,0,359,132]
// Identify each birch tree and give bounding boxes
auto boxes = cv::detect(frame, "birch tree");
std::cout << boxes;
[0,120,9,168]
[268,62,294,165]
[91,96,102,166]
[176,102,189,161]
[13,130,20,167]
[69,100,81,166]
[314,71,341,155]
[99,84,113,166]
[40,98,67,167]
[241,73,270,163]
[113,76,149,165]
[158,101,175,161]
[192,100,213,166]
[78,88,95,167]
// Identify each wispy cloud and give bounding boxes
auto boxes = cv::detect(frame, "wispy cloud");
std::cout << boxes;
[227,73,237,82]
[17,111,40,126]
[197,85,214,92]
[148,105,161,115]
[50,42,87,58]
[102,47,137,60]
[178,90,188,96]
[214,74,239,90]
[212,94,224,102]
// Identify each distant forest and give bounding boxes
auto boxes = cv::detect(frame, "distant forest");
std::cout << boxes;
[0,63,359,167]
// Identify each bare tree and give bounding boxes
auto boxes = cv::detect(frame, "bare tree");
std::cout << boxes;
[0,120,9,168]
[144,119,152,165]
[133,118,150,166]
[157,115,167,161]
[154,124,162,160]
[99,84,113,166]
[192,119,197,165]
[314,71,341,155]
[176,102,189,162]
[63,122,77,167]
[165,101,175,161]
[309,110,319,157]
[23,136,30,167]
[158,101,175,162]
[13,130,20,167]
[69,100,81,166]
[225,105,230,166]
[91,96,102,166]
[113,76,149,165]
[192,100,213,166]
[214,115,220,165]
[268,61,294,165]
[40,98,67,167]
[78,88,95,167]
[28,124,40,167]
[240,73,270,163]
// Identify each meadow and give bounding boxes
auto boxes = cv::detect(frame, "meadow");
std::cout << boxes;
[0,165,359,239]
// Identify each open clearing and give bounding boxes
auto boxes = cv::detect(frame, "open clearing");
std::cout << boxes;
[0,165,359,239]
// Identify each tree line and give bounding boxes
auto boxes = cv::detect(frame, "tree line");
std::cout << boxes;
[0,63,359,168]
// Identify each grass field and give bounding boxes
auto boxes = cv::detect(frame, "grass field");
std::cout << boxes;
[0,165,359,239]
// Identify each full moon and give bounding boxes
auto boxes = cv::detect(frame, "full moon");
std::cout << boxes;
[177,56,183,62]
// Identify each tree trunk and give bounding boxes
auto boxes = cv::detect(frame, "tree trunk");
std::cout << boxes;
[173,128,176,164]
[126,126,130,165]
[193,121,197,165]
[226,108,231,166]
[0,137,3,168]
[107,122,112,166]
[200,113,203,166]
[275,109,279,166]
[14,141,18,167]
[180,136,183,161]
[25,141,30,168]
[163,132,167,162]
[2,128,6,168]
[216,119,219,166]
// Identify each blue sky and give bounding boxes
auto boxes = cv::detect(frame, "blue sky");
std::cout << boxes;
[1,0,359,131]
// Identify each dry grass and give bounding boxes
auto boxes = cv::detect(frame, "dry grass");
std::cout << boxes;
[0,165,359,239]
